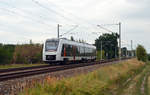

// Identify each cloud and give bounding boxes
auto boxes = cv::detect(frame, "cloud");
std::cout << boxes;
[0,0,150,52]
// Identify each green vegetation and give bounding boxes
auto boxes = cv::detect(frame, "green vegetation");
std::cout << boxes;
[147,54,150,61]
[136,44,147,62]
[0,43,43,64]
[96,50,105,60]
[20,59,145,95]
[148,76,150,95]
[0,44,15,64]
[13,44,42,64]
[95,33,119,59]
[110,62,150,95]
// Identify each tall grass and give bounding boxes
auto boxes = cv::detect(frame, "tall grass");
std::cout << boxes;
[20,59,145,95]
[148,76,150,95]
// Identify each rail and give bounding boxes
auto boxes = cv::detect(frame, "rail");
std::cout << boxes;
[0,57,132,82]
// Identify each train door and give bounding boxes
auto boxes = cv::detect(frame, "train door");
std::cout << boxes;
[73,46,76,61]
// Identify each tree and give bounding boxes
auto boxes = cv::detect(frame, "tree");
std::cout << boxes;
[147,54,150,61]
[95,33,119,59]
[136,45,147,62]
[0,45,14,64]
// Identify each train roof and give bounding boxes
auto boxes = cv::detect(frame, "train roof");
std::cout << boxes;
[45,38,96,49]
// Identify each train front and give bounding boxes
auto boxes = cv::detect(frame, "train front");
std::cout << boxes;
[42,39,60,63]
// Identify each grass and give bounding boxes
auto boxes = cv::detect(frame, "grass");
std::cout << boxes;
[112,62,150,95]
[20,59,145,95]
[0,63,46,69]
[148,76,150,95]
[111,65,145,95]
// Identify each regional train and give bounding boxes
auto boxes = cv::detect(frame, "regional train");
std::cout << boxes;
[42,38,96,64]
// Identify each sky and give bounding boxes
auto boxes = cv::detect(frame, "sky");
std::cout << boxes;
[0,0,150,52]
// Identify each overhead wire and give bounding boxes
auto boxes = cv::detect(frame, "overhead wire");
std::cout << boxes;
[45,0,96,26]
[33,0,99,38]
[31,0,80,25]
[0,1,55,31]
[60,25,78,37]
[97,25,114,33]
[0,0,123,43]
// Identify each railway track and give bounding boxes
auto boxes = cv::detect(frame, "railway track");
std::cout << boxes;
[0,58,131,82]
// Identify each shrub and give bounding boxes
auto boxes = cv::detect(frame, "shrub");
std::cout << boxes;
[0,44,15,64]
[96,50,105,60]
[136,45,147,62]
[13,44,42,64]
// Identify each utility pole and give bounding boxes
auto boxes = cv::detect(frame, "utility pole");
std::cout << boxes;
[119,22,121,60]
[101,41,102,60]
[57,24,61,39]
[97,22,122,60]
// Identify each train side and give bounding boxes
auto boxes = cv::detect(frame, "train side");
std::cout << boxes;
[43,38,96,63]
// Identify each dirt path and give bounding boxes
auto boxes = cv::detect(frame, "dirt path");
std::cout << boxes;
[112,64,150,95]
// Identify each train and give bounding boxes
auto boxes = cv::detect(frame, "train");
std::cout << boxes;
[42,38,96,64]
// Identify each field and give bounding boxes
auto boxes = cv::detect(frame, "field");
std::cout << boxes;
[20,59,147,95]
[111,62,150,95]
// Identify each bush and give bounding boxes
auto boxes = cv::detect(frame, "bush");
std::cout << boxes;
[136,45,147,62]
[13,44,42,64]
[96,50,105,60]
[0,44,15,64]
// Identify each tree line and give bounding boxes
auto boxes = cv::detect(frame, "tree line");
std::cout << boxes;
[0,34,149,64]
[0,44,42,64]
[95,33,149,62]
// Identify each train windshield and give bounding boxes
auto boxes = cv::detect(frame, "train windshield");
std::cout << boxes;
[45,41,59,51]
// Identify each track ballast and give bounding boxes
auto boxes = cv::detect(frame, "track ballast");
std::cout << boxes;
[0,58,131,82]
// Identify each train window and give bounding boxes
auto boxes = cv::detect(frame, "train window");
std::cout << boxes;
[84,48,93,56]
[64,44,73,56]
[61,44,96,57]
[84,47,87,56]
[80,47,84,56]
[76,46,80,56]
[61,44,65,56]
[75,46,78,56]
[45,41,59,51]
[65,44,69,56]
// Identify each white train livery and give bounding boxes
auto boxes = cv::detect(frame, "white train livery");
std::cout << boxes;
[43,38,96,63]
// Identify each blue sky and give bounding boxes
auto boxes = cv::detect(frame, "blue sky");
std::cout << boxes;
[0,0,150,52]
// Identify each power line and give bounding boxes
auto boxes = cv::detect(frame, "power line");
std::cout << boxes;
[32,0,98,41]
[97,25,114,33]
[0,7,55,31]
[0,1,56,28]
[60,25,78,37]
[31,0,79,24]
[45,0,96,27]
[33,0,100,36]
